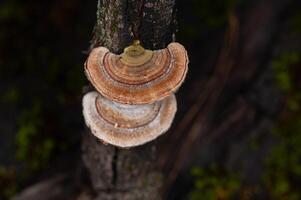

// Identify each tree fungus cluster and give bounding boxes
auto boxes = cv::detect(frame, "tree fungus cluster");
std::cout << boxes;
[83,41,188,147]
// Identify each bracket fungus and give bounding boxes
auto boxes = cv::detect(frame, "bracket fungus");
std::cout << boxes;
[83,91,177,148]
[84,40,188,105]
[83,41,189,147]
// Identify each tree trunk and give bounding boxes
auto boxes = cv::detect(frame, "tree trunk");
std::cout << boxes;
[82,0,176,199]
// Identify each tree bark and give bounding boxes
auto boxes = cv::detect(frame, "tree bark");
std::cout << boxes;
[90,0,175,52]
[82,0,176,199]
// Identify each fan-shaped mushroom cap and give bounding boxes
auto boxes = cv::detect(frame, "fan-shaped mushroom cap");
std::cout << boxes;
[82,91,177,148]
[84,41,188,104]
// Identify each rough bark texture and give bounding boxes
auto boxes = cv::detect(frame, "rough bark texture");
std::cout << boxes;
[82,0,176,199]
[91,0,175,52]
[82,134,162,200]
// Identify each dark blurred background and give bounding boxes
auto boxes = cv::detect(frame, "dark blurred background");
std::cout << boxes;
[0,0,95,198]
[1,0,301,199]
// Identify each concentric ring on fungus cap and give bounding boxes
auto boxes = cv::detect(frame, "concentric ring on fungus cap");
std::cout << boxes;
[84,42,188,104]
[82,91,177,148]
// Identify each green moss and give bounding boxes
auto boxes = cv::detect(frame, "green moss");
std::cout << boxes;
[272,52,300,92]
[189,164,240,200]
[264,119,301,199]
[15,102,55,171]
[264,50,301,199]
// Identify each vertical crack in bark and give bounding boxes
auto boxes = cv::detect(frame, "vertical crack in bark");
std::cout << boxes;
[112,147,118,186]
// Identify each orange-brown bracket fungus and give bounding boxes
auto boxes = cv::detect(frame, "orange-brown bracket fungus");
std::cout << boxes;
[84,41,189,105]
[83,41,189,147]
[82,91,177,148]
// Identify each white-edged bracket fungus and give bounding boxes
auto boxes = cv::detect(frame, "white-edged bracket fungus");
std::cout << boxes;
[83,41,189,147]
[83,91,177,148]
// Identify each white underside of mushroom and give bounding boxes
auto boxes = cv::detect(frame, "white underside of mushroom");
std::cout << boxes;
[82,91,177,148]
